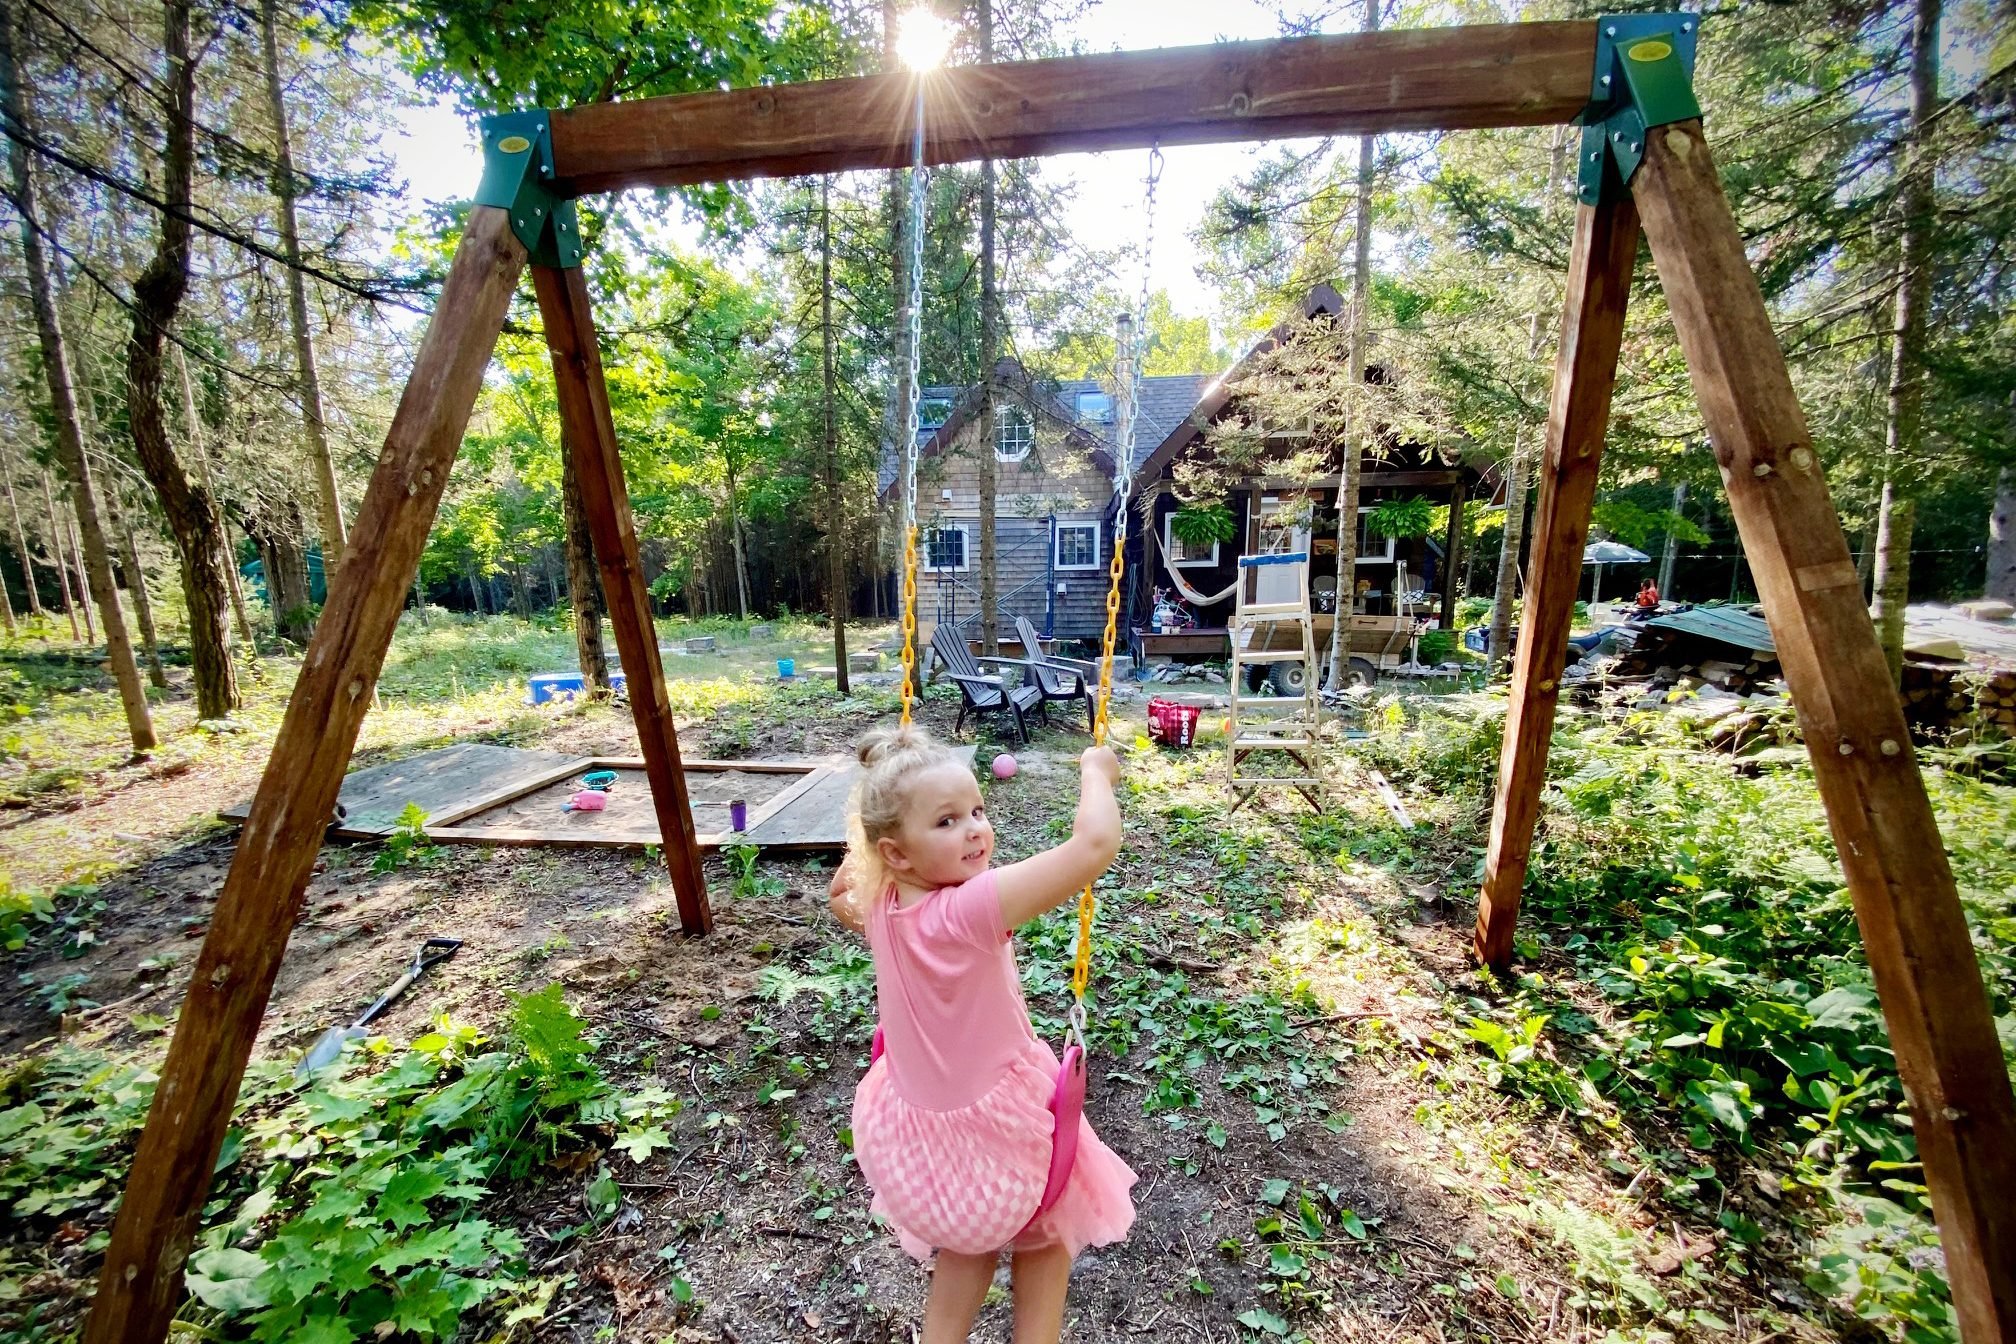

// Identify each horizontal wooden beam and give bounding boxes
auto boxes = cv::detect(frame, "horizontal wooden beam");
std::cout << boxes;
[550,21,1596,194]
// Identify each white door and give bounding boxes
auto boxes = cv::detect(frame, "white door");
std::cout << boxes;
[1254,497,1309,604]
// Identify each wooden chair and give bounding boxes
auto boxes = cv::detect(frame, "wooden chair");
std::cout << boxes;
[1013,616,1098,731]
[928,624,1048,743]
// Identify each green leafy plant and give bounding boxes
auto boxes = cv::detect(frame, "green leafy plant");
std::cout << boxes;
[1,985,638,1340]
[724,843,785,900]
[0,878,54,952]
[374,802,444,874]
[1171,500,1239,547]
[1364,497,1434,539]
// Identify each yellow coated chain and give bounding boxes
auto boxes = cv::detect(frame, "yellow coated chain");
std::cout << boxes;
[1069,539,1126,1001]
[899,526,920,726]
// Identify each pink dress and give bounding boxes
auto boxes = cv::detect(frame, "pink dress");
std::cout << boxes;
[851,869,1137,1260]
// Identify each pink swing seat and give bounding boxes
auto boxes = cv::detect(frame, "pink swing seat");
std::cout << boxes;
[872,1025,1085,1227]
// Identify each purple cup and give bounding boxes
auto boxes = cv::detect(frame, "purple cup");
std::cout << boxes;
[729,799,748,831]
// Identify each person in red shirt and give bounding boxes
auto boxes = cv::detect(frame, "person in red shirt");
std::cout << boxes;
[1635,578,1660,611]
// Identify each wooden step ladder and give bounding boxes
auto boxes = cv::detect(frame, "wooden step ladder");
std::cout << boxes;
[1227,551,1324,812]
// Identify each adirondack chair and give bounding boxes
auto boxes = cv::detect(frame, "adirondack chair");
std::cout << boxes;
[928,624,1048,743]
[1013,616,1098,732]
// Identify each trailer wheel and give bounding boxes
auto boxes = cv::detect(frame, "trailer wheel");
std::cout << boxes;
[1268,661,1309,696]
[1343,657,1378,689]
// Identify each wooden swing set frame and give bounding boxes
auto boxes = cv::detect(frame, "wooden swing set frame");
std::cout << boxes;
[84,17,2016,1344]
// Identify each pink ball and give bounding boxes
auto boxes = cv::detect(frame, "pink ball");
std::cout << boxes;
[991,753,1019,780]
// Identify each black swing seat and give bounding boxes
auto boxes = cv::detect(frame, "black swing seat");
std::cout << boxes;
[929,625,1048,743]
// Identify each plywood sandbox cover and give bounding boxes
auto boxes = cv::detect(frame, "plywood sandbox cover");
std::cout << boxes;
[220,741,973,851]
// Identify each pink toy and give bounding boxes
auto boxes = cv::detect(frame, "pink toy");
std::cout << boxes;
[563,789,607,812]
[991,752,1019,780]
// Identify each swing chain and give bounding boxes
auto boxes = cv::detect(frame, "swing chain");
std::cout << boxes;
[898,82,929,727]
[1069,144,1159,1007]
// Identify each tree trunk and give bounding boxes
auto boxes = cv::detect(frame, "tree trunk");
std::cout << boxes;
[1871,0,1940,684]
[1658,481,1685,597]
[68,517,98,643]
[41,472,79,641]
[173,345,252,650]
[1856,514,1879,594]
[560,429,610,691]
[108,487,166,688]
[2,446,41,618]
[509,561,532,618]
[1439,482,1464,628]
[126,0,236,718]
[725,458,750,620]
[822,173,851,695]
[1988,465,2016,605]
[0,519,12,633]
[251,506,313,644]
[1872,480,1915,681]
[1322,0,1379,691]
[466,561,486,614]
[258,0,345,582]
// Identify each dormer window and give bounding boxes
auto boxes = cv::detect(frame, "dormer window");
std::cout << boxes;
[995,405,1033,462]
[1076,391,1113,424]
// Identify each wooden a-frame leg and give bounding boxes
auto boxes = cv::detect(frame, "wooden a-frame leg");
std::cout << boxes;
[83,207,528,1344]
[1632,119,2016,1344]
[1473,194,1640,971]
[531,263,710,934]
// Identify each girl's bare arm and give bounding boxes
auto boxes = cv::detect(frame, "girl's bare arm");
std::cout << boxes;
[994,748,1122,929]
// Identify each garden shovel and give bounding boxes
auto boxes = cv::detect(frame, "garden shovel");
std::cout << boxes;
[297,936,461,1076]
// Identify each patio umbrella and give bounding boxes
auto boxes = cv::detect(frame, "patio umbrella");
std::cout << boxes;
[1582,540,1650,604]
[1583,540,1651,565]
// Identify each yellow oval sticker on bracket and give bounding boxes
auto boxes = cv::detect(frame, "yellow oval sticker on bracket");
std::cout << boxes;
[1627,39,1673,62]
[497,135,532,154]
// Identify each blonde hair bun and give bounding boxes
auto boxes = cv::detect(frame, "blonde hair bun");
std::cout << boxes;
[843,723,963,905]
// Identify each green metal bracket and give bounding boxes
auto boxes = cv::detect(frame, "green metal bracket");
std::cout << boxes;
[1576,13,1702,207]
[473,110,583,269]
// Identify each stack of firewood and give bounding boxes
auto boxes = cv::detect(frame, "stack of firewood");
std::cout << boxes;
[1609,627,1777,695]
[1976,668,2016,734]
[1900,661,1972,736]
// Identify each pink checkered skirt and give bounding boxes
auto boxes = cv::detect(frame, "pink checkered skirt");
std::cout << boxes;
[852,1038,1137,1260]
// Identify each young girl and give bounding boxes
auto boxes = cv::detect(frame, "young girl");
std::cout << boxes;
[830,725,1136,1344]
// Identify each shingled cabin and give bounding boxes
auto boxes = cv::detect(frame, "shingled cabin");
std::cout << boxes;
[878,354,1210,645]
[878,285,1489,668]
[1124,285,1491,678]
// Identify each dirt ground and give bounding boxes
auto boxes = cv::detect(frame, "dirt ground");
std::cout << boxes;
[1,663,1839,1344]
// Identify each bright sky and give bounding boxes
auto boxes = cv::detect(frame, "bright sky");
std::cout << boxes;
[377,0,1345,323]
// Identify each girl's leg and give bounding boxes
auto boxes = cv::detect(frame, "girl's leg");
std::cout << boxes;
[922,1249,997,1344]
[1008,1243,1072,1344]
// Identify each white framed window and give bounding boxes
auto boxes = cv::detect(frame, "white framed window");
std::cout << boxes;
[918,396,954,429]
[995,405,1034,462]
[924,524,970,572]
[1055,521,1101,571]
[1353,507,1398,565]
[1260,411,1314,439]
[1075,391,1113,424]
[1163,513,1220,568]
